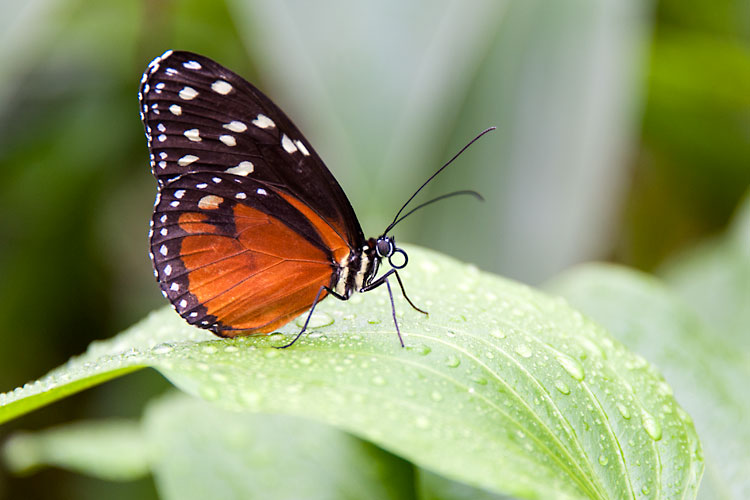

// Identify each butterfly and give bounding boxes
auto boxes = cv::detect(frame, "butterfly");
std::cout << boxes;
[139,50,492,347]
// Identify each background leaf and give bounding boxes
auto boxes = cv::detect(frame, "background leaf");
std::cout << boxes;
[661,191,750,355]
[1,246,702,499]
[144,393,414,500]
[2,419,148,481]
[548,261,747,498]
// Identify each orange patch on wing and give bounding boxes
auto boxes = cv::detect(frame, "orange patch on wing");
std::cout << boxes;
[178,212,218,234]
[280,193,350,264]
[179,203,333,334]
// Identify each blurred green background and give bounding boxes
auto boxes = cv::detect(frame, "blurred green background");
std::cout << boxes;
[0,0,747,498]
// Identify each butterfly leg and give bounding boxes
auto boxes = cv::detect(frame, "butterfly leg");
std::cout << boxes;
[362,269,428,315]
[385,279,405,347]
[275,285,347,349]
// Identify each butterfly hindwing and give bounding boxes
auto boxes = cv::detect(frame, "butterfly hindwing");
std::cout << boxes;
[149,171,352,334]
[139,50,364,249]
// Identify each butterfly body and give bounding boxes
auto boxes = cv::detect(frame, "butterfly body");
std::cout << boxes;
[139,50,414,341]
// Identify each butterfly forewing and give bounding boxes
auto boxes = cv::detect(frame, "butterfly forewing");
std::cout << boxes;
[139,50,364,249]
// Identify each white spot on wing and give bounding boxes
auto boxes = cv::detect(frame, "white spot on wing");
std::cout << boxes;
[223,120,247,133]
[236,192,247,199]
[281,134,297,154]
[198,195,223,209]
[196,183,208,189]
[170,282,180,292]
[170,201,180,207]
[158,134,167,142]
[211,80,233,95]
[179,299,188,308]
[164,264,172,276]
[183,60,201,70]
[295,140,310,156]
[174,189,186,199]
[160,244,168,256]
[178,155,199,166]
[184,129,201,142]
[256,188,267,195]
[178,87,198,100]
[252,114,275,129]
[169,104,182,115]
[219,135,236,147]
[225,161,254,176]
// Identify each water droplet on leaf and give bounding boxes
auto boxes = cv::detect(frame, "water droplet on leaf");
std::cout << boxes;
[515,344,532,358]
[556,353,585,381]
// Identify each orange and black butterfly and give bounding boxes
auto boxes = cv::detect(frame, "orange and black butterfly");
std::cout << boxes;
[139,50,491,347]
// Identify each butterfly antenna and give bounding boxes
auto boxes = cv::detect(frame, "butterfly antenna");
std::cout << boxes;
[384,190,484,234]
[382,126,495,236]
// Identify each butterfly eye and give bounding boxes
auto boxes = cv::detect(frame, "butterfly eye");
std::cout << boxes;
[376,238,393,258]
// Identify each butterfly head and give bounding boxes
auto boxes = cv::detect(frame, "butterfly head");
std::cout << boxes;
[374,235,408,270]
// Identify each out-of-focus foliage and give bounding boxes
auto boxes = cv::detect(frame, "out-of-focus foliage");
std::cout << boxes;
[622,0,750,269]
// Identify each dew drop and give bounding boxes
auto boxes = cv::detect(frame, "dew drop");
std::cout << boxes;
[641,410,662,441]
[431,390,443,402]
[656,380,673,396]
[264,349,280,359]
[641,486,650,495]
[598,455,609,466]
[616,403,631,419]
[152,343,174,355]
[445,355,461,368]
[472,376,488,386]
[372,375,386,386]
[296,311,334,328]
[299,357,312,365]
[676,406,692,424]
[556,353,585,381]
[415,416,430,429]
[224,345,239,353]
[489,328,506,339]
[515,344,532,358]
[202,345,217,354]
[367,319,381,325]
[407,344,431,356]
[554,380,570,395]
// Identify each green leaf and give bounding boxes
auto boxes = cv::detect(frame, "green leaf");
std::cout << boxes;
[416,468,510,500]
[661,190,750,354]
[144,392,414,500]
[1,246,701,499]
[2,419,149,481]
[548,264,744,499]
